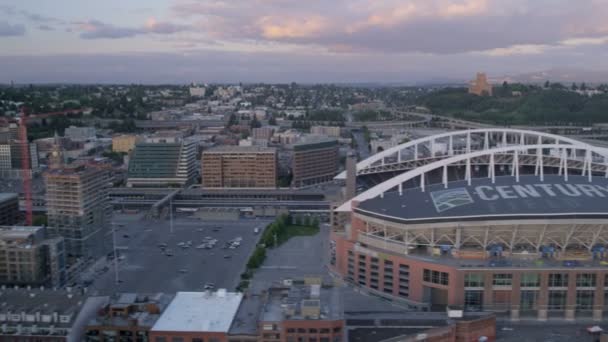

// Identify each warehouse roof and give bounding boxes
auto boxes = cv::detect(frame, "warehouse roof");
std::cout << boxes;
[151,290,242,333]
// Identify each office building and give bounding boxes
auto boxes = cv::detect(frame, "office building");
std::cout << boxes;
[85,293,174,342]
[127,139,197,187]
[310,126,341,138]
[0,287,108,342]
[150,290,243,342]
[468,72,493,96]
[112,134,142,153]
[0,140,39,179]
[45,164,111,262]
[0,193,19,226]
[202,146,277,188]
[292,139,338,187]
[0,225,66,287]
[64,126,96,142]
[256,281,344,342]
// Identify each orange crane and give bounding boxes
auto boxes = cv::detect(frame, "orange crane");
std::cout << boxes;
[18,107,84,225]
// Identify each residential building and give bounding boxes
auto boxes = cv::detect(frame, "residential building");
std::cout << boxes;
[252,127,275,140]
[112,134,142,153]
[0,287,108,342]
[45,164,111,262]
[291,139,338,187]
[127,138,197,187]
[0,193,19,226]
[0,225,66,287]
[202,146,277,188]
[64,126,97,142]
[468,72,493,96]
[84,293,174,342]
[310,126,341,138]
[0,140,39,179]
[150,290,243,342]
[189,86,207,98]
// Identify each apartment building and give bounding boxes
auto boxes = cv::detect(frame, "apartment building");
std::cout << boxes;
[291,139,338,187]
[0,193,19,226]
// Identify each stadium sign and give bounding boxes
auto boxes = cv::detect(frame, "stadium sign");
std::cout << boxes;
[431,183,608,213]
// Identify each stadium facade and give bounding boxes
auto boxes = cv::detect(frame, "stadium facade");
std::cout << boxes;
[331,129,608,322]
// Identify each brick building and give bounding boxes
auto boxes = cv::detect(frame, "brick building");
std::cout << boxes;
[291,139,338,188]
[201,146,277,188]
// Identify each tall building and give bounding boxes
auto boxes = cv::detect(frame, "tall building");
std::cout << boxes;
[112,134,142,153]
[252,127,274,140]
[0,141,39,170]
[127,139,197,187]
[45,165,111,262]
[0,226,66,287]
[202,146,277,188]
[0,193,19,226]
[468,72,493,96]
[292,139,339,188]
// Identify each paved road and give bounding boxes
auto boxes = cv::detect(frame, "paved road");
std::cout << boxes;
[90,214,272,295]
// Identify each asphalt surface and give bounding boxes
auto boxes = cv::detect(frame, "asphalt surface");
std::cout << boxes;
[496,323,603,342]
[89,213,272,295]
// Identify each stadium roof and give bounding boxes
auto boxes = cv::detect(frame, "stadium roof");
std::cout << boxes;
[356,175,608,224]
[151,291,242,333]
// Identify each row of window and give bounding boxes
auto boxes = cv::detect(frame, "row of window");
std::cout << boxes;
[465,289,601,311]
[423,269,449,286]
[286,327,341,334]
[465,273,603,288]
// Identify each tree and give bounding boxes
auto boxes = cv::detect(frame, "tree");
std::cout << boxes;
[250,116,262,129]
[544,80,550,89]
[268,115,277,125]
[571,83,578,91]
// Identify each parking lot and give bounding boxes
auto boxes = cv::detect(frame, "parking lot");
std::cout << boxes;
[89,213,272,295]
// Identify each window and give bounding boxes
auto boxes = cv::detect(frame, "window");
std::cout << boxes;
[171,338,184,342]
[320,328,330,334]
[548,273,568,287]
[548,290,567,310]
[192,339,204,342]
[333,327,341,333]
[576,290,594,311]
[520,290,538,311]
[298,328,306,333]
[155,338,167,342]
[576,273,596,287]
[464,273,484,287]
[209,339,220,342]
[423,269,449,285]
[309,328,318,334]
[287,328,296,333]
[464,290,483,310]
[520,273,540,287]
[493,274,512,286]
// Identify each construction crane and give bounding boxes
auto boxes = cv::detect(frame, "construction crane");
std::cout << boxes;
[17,107,85,225]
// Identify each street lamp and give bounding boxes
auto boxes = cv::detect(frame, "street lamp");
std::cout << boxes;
[111,224,120,285]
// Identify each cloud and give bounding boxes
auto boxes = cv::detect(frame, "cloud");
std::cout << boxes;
[75,18,189,39]
[170,0,608,55]
[0,21,25,37]
[37,24,55,32]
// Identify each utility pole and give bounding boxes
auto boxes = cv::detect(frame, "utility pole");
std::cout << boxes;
[112,224,119,285]
[169,198,174,234]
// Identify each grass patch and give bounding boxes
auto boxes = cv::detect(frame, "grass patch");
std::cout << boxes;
[277,225,320,244]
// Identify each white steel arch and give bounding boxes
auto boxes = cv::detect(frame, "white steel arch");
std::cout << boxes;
[336,128,595,179]
[337,143,608,212]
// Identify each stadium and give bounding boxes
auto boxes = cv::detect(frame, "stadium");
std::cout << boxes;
[330,128,608,322]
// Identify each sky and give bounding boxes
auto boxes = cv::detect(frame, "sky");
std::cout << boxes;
[0,0,608,84]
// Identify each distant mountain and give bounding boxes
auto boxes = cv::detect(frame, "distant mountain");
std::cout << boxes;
[495,68,608,85]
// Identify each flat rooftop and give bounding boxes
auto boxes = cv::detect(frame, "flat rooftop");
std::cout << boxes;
[151,291,243,333]
[0,193,17,203]
[356,175,608,224]
[203,146,277,153]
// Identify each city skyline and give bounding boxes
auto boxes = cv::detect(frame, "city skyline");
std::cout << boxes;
[1,0,608,83]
